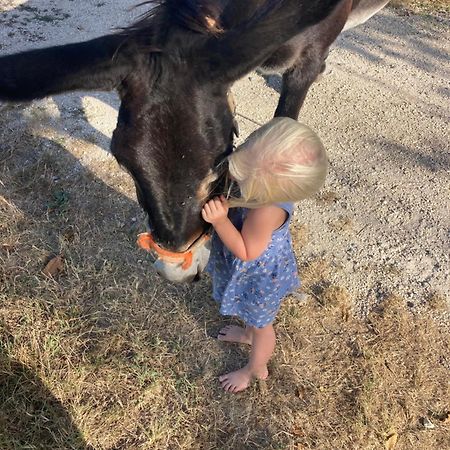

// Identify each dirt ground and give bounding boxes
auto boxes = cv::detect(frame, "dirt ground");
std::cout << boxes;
[0,1,449,449]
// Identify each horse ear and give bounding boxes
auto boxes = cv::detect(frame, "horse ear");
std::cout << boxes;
[133,0,224,35]
[196,0,347,83]
[0,34,133,102]
[172,0,224,35]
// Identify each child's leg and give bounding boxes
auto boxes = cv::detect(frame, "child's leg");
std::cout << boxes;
[219,323,275,393]
[248,324,275,374]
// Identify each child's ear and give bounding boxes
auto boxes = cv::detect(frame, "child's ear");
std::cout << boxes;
[294,146,323,166]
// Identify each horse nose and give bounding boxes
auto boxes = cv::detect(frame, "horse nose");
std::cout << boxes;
[147,218,205,253]
[153,259,200,283]
[193,272,202,282]
[149,236,211,283]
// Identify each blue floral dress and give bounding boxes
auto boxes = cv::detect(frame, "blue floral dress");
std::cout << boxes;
[206,203,300,328]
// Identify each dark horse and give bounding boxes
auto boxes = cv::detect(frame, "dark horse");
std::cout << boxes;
[0,0,389,281]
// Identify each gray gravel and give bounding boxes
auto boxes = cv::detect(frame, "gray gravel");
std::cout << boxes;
[1,1,449,313]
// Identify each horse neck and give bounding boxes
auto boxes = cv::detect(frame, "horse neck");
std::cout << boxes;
[221,0,268,28]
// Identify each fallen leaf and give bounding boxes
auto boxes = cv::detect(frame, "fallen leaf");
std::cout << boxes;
[42,255,64,277]
[291,424,304,437]
[62,226,75,242]
[385,432,398,450]
[296,384,307,401]
[1,244,15,253]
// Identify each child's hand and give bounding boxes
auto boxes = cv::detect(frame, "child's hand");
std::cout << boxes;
[202,195,229,225]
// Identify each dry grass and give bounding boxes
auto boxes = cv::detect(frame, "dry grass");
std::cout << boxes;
[1,105,450,449]
[390,0,450,14]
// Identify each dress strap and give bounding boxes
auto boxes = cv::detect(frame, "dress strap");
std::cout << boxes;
[274,202,294,230]
[275,202,294,218]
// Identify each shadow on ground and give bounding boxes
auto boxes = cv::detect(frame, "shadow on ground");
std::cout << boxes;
[0,354,91,449]
[259,9,449,108]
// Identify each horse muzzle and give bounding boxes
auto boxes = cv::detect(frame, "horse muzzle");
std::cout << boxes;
[137,232,211,282]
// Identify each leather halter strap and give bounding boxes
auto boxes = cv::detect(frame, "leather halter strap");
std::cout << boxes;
[137,232,210,270]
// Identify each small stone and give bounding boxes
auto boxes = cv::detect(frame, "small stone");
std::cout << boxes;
[292,292,308,302]
[420,417,435,429]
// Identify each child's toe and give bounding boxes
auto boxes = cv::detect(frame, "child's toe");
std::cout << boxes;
[222,381,232,391]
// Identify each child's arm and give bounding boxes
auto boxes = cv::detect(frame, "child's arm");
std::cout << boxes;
[202,196,287,261]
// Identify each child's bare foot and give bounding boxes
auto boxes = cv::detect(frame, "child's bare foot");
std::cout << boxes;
[219,366,268,393]
[217,325,252,345]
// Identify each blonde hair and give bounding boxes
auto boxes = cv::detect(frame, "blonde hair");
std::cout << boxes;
[228,117,328,208]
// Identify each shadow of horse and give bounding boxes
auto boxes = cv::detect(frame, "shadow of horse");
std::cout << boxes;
[0,355,91,449]
[50,92,120,154]
[338,10,450,81]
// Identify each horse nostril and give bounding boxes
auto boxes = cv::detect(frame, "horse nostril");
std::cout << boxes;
[193,273,201,282]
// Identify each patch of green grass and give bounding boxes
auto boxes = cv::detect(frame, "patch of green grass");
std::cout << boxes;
[47,189,70,213]
[16,5,71,24]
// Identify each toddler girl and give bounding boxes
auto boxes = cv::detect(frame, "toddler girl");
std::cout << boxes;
[202,117,328,393]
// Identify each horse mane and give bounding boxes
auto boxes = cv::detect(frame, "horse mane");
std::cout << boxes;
[121,0,225,37]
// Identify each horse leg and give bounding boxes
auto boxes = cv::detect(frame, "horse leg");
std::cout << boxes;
[344,0,391,31]
[274,45,327,119]
[272,0,354,119]
[275,0,391,118]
